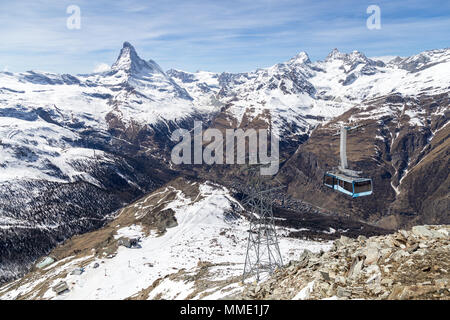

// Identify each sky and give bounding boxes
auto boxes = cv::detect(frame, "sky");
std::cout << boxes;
[0,0,449,74]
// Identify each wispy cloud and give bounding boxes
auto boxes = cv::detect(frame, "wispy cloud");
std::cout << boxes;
[0,0,449,74]
[93,63,110,73]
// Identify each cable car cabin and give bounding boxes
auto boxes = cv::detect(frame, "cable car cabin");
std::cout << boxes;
[323,172,372,198]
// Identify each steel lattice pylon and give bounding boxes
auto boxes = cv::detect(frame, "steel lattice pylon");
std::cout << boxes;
[241,166,284,282]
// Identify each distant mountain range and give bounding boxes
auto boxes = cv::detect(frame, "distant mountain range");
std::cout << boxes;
[0,42,448,283]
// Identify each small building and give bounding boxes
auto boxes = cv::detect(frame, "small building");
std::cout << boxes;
[70,267,84,275]
[52,281,69,295]
[118,237,140,248]
[36,256,56,269]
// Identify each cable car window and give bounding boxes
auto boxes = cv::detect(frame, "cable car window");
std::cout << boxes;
[343,181,353,192]
[324,175,333,186]
[354,180,372,193]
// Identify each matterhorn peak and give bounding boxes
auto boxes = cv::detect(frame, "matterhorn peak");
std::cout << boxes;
[122,41,134,49]
[111,41,163,75]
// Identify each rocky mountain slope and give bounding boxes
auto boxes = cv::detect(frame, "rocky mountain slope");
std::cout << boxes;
[0,178,334,300]
[242,225,449,300]
[277,92,449,229]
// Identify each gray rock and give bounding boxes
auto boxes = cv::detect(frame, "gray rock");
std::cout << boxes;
[406,243,419,253]
[371,285,383,295]
[366,272,381,284]
[357,235,367,242]
[352,286,364,295]
[335,236,352,248]
[364,247,380,266]
[337,286,351,298]
[436,228,449,238]
[287,265,297,273]
[435,278,449,288]
[349,259,364,279]
[390,249,410,262]
[320,282,330,292]
[381,278,394,287]
[412,226,445,239]
[380,248,392,259]
[335,275,346,286]
[399,229,409,239]
[379,292,390,299]
[320,271,330,281]
[299,249,313,262]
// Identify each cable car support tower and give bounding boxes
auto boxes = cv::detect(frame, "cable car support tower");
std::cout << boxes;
[241,165,284,282]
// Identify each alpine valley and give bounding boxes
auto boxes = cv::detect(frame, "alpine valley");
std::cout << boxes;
[0,42,448,298]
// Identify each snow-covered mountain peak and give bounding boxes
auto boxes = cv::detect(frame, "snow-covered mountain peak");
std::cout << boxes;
[325,48,345,61]
[391,48,450,72]
[288,51,311,65]
[324,48,374,65]
[102,42,196,111]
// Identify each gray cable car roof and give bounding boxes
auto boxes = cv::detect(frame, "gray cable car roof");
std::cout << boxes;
[325,171,372,183]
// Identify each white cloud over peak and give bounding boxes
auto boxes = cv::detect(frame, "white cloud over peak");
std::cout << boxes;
[93,63,110,73]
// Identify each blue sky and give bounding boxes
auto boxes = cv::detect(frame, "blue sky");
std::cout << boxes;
[0,0,449,74]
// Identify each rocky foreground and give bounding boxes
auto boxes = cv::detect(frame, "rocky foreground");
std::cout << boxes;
[241,225,450,300]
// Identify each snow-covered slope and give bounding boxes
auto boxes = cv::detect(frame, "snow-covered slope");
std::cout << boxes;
[0,180,331,300]
[166,69,221,106]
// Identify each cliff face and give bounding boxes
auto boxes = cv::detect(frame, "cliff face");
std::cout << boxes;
[277,93,449,230]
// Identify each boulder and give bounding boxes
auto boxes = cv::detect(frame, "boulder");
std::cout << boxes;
[335,236,352,248]
[412,226,445,239]
[406,243,419,254]
[381,278,394,287]
[388,284,442,300]
[364,247,380,266]
[357,235,367,242]
[298,249,313,262]
[336,286,351,298]
[398,230,409,239]
[348,259,364,279]
[389,249,410,262]
[320,271,330,281]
